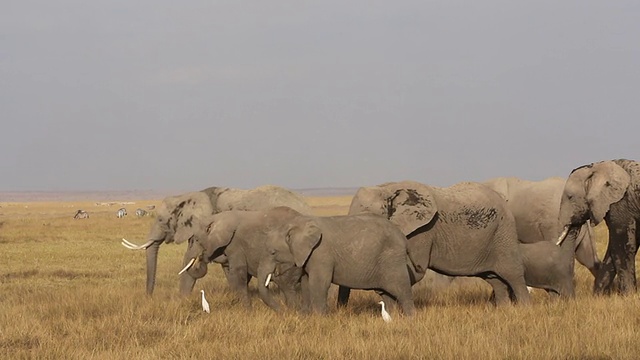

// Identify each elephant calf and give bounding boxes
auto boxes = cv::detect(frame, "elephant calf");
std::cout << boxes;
[520,240,575,297]
[261,213,416,316]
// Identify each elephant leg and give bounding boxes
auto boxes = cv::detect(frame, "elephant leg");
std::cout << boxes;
[307,270,332,315]
[378,267,415,316]
[615,220,637,294]
[376,291,397,313]
[299,274,311,314]
[485,278,511,306]
[381,283,415,317]
[490,263,531,305]
[220,262,232,284]
[227,261,251,308]
[337,286,351,308]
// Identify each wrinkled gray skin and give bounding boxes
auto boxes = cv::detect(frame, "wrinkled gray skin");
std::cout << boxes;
[483,177,600,277]
[345,180,530,306]
[126,185,313,295]
[559,159,640,295]
[179,207,304,311]
[260,213,416,316]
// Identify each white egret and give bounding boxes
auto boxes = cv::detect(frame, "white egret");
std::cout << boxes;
[378,300,391,323]
[201,290,210,313]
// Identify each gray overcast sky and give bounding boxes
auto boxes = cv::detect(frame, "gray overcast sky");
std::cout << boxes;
[1,1,639,192]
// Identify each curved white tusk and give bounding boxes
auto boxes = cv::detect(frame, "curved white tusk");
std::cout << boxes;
[264,273,272,287]
[178,258,196,275]
[121,238,154,250]
[556,226,570,246]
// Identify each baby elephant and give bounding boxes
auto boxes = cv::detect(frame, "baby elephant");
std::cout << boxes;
[261,213,416,316]
[520,240,575,297]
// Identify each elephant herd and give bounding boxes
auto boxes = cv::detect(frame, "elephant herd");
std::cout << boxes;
[121,159,640,316]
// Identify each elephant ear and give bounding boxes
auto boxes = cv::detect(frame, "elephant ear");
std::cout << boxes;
[204,217,237,255]
[387,185,437,236]
[587,162,630,225]
[170,193,215,244]
[286,220,322,268]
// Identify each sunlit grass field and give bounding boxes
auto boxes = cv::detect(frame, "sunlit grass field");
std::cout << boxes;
[1,197,639,359]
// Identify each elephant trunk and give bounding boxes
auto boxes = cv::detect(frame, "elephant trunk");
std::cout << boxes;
[586,220,601,272]
[145,241,161,295]
[179,272,197,296]
[257,260,281,312]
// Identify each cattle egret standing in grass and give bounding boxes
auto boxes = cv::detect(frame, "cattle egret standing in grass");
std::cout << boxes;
[201,290,210,313]
[378,301,391,323]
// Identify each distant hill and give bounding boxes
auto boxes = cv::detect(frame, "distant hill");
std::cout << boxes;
[0,188,357,202]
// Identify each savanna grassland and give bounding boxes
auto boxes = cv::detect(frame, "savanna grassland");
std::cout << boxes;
[1,196,639,360]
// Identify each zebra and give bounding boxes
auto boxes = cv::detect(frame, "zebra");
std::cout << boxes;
[135,208,147,217]
[74,210,89,219]
[117,208,127,218]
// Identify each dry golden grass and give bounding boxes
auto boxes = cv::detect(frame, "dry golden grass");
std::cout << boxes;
[1,197,639,359]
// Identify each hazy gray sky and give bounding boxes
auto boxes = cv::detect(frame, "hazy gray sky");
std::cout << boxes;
[1,1,639,191]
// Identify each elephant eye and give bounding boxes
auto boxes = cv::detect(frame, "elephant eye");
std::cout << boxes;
[605,181,611,187]
[567,194,573,200]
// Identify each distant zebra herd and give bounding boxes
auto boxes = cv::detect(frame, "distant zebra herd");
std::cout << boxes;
[73,205,155,219]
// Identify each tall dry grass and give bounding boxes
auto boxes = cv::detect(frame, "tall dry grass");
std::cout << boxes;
[0,198,639,359]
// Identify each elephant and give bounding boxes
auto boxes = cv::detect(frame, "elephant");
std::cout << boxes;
[259,213,416,316]
[120,185,313,295]
[520,240,574,297]
[176,207,304,311]
[344,180,531,306]
[483,176,600,277]
[557,159,640,295]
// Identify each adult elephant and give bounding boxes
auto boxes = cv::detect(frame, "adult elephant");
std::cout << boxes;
[483,177,601,276]
[121,185,313,295]
[344,180,530,306]
[176,207,304,311]
[557,159,640,295]
[259,213,416,315]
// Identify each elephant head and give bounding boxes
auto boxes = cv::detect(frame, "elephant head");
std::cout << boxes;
[557,161,631,245]
[177,213,237,295]
[121,191,217,294]
[260,217,319,287]
[349,181,438,237]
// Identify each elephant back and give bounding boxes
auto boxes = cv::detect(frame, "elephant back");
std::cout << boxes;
[207,185,313,215]
[200,186,230,214]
